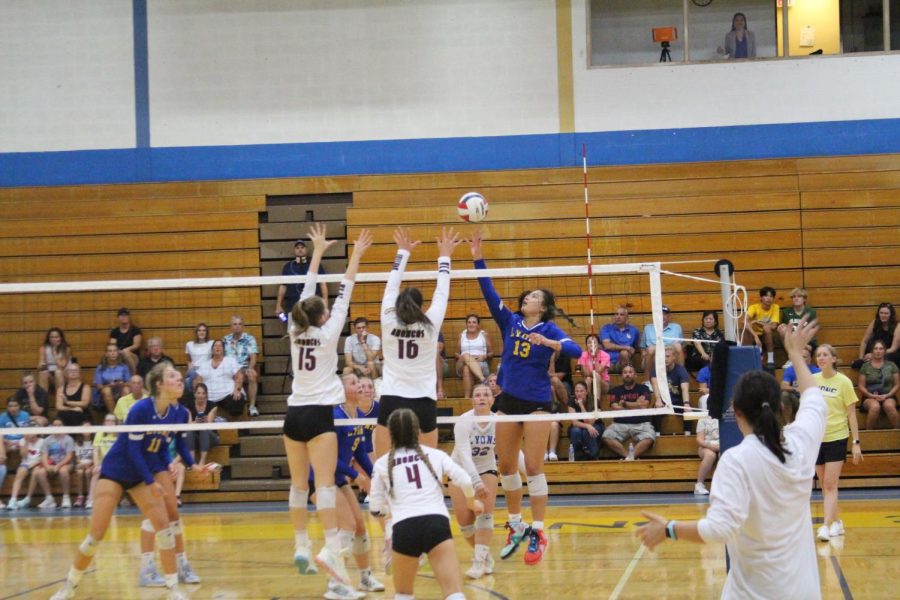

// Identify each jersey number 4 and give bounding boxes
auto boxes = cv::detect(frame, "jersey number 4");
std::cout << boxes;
[404,464,422,489]
[397,339,419,359]
[297,347,316,371]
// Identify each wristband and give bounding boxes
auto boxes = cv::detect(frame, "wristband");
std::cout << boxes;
[666,520,677,541]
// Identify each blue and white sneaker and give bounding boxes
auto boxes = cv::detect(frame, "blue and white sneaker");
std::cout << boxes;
[294,540,319,575]
[139,562,166,587]
[500,521,531,560]
[178,560,201,584]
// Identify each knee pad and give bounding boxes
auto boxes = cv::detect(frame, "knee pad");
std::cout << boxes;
[527,473,549,497]
[500,473,522,492]
[141,519,155,533]
[338,529,354,552]
[170,519,183,536]
[316,485,337,510]
[459,523,476,539]
[352,534,370,556]
[78,534,98,557]
[475,513,494,531]
[289,485,309,508]
[155,527,175,551]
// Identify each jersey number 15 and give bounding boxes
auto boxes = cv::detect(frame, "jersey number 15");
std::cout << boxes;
[297,347,316,371]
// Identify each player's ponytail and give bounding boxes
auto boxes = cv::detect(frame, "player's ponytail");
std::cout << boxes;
[394,287,432,328]
[291,296,326,338]
[733,371,790,463]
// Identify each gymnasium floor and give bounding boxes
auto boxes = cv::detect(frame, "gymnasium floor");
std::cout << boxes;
[2,490,897,599]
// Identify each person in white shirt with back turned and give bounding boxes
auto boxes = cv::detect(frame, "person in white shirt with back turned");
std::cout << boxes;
[637,317,826,600]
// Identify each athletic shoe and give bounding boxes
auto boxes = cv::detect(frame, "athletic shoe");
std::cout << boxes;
[500,521,531,560]
[178,560,201,584]
[547,451,559,462]
[294,540,318,575]
[816,525,831,542]
[694,482,709,495]
[382,538,392,575]
[61,495,72,509]
[466,559,486,579]
[85,497,93,509]
[49,584,75,600]
[524,528,548,565]
[358,572,385,592]
[248,405,260,417]
[166,586,189,600]
[315,546,351,586]
[829,520,845,538]
[139,562,166,587]
[73,495,85,508]
[543,451,549,461]
[38,496,57,509]
[4,499,17,511]
[16,497,31,509]
[484,553,495,574]
[324,579,365,600]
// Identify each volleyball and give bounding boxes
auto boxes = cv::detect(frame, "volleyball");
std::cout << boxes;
[457,191,489,222]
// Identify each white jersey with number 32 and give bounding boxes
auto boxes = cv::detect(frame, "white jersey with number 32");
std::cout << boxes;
[451,409,496,488]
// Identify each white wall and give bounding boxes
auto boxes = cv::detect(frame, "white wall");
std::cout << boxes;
[148,0,560,147]
[0,1,135,153]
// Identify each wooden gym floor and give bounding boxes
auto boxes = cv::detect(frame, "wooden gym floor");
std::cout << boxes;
[1,492,898,599]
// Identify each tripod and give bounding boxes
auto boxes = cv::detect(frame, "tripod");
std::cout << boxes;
[659,41,672,62]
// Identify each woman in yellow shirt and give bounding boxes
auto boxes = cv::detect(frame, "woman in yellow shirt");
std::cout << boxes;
[812,344,863,542]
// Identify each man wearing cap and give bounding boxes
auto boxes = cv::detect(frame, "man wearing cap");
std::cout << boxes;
[274,238,328,321]
[641,305,684,373]
[108,308,142,373]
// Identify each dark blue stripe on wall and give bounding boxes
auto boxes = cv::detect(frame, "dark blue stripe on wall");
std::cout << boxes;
[1,118,899,188]
[132,0,150,150]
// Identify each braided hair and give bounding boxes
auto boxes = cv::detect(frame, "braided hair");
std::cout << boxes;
[386,408,440,499]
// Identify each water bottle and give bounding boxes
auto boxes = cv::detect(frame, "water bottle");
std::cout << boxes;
[626,442,635,461]
[568,443,575,462]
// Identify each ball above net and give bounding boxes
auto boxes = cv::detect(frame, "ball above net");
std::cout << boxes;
[457,192,489,223]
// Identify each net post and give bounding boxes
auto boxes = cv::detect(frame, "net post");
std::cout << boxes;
[714,259,736,342]
[647,263,671,407]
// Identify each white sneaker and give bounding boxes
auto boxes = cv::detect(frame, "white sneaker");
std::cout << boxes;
[178,560,201,584]
[466,559,486,579]
[85,497,93,509]
[49,584,75,600]
[547,451,559,462]
[325,579,365,600]
[294,541,318,575]
[484,553,495,574]
[358,572,385,592]
[38,496,58,509]
[139,562,166,587]
[816,525,831,542]
[4,498,17,511]
[315,546,351,586]
[61,495,72,509]
[694,482,709,495]
[543,451,549,461]
[829,520,845,538]
[248,405,260,417]
[17,497,31,509]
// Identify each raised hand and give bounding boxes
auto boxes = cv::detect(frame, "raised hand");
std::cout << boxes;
[353,228,374,255]
[393,227,421,253]
[307,223,338,254]
[436,227,463,257]
[469,228,484,260]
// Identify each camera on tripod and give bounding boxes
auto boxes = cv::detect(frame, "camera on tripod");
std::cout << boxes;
[652,26,678,62]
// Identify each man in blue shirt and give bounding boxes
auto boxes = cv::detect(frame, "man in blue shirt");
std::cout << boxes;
[1,397,32,451]
[641,305,683,374]
[223,315,260,417]
[274,239,328,320]
[601,306,641,373]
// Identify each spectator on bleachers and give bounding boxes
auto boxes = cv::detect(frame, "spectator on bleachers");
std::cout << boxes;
[108,307,142,373]
[56,362,92,426]
[694,395,719,495]
[195,339,245,417]
[72,420,93,507]
[184,322,213,391]
[780,346,820,424]
[685,311,723,372]
[223,315,259,417]
[854,302,900,369]
[343,316,382,378]
[14,372,50,426]
[696,365,711,398]
[744,287,781,372]
[436,331,449,399]
[0,437,6,498]
[274,237,328,320]
[642,305,683,373]
[87,413,119,509]
[455,314,493,399]
[567,381,602,460]
[1,397,31,454]
[5,428,51,510]
[602,365,655,460]
[544,380,567,462]
[41,417,75,508]
[781,288,818,350]
[137,336,175,378]
[857,340,900,429]
[576,334,610,400]
[93,343,132,414]
[551,349,576,405]
[114,374,147,421]
[37,327,71,394]
[651,346,692,434]
[184,383,219,470]
[486,372,501,411]
[601,306,641,373]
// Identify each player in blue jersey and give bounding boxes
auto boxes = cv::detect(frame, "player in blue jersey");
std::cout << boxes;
[51,362,191,600]
[357,375,379,463]
[469,229,582,566]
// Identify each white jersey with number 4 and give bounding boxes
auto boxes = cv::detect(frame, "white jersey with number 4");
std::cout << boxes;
[369,445,471,525]
[451,409,496,487]
[380,249,451,399]
[287,268,355,407]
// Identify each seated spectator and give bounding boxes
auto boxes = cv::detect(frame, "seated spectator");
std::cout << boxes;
[567,381,602,460]
[854,302,900,370]
[602,365,655,460]
[72,421,94,507]
[642,305,683,373]
[455,314,493,398]
[781,288,818,350]
[857,340,900,429]
[93,343,132,414]
[185,322,213,391]
[184,383,220,470]
[744,286,781,372]
[108,307,142,373]
[5,428,52,510]
[685,311,723,372]
[550,349,575,407]
[651,346,692,434]
[14,372,50,426]
[0,436,6,497]
[545,382,567,462]
[576,334,610,400]
[486,372,501,411]
[195,339,245,417]
[37,327,71,394]
[56,362,92,426]
[344,316,383,378]
[780,346,820,423]
[41,418,75,508]
[694,396,719,495]
[137,336,175,378]
[435,331,449,399]
[1,397,31,454]
[223,314,260,417]
[88,413,119,509]
[696,365,711,398]
[601,306,641,373]
[114,374,147,421]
